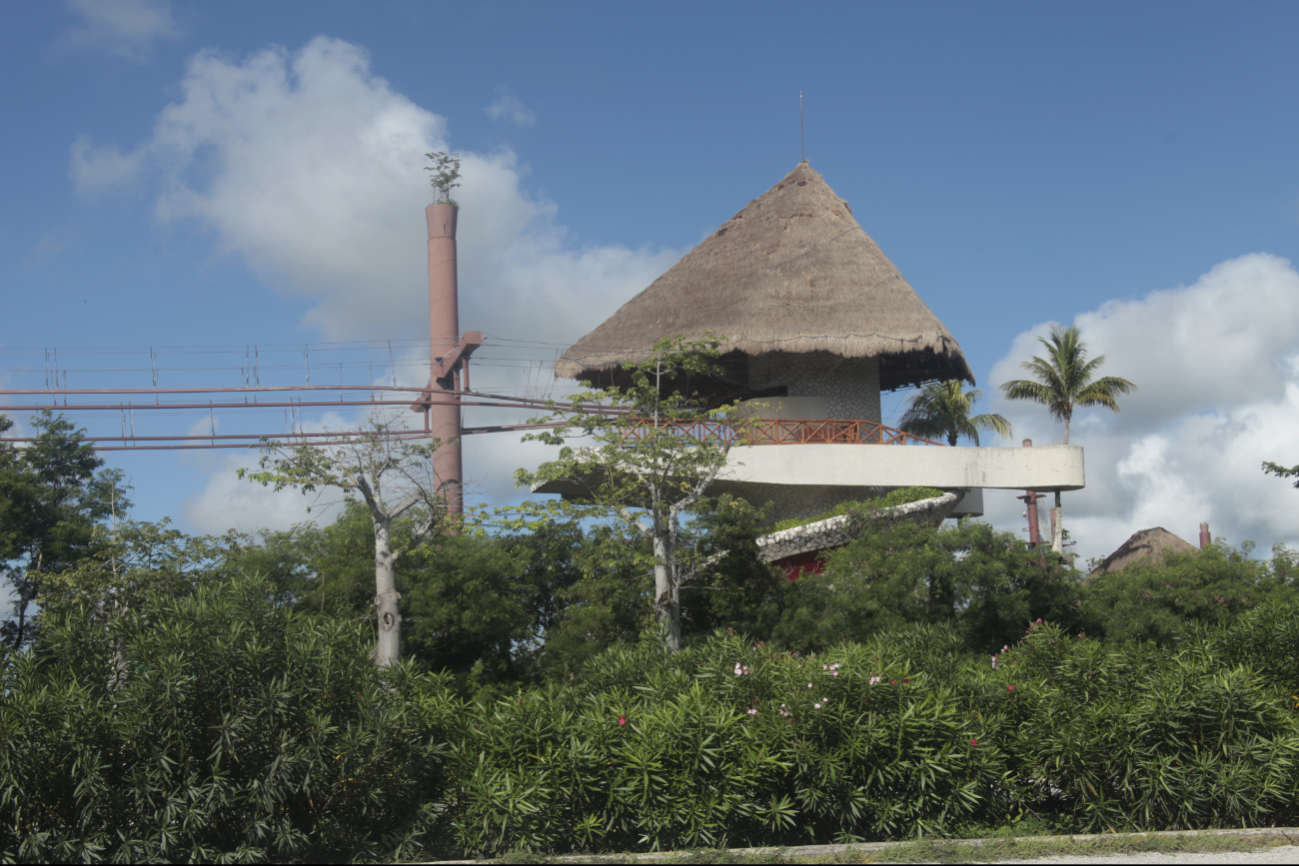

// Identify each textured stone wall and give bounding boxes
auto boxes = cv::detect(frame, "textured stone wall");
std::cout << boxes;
[755,492,959,563]
[741,350,883,521]
[748,351,881,423]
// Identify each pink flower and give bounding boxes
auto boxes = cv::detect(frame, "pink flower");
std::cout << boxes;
[1008,685,1014,692]
[971,738,978,747]
[747,709,758,715]
[618,716,627,725]
[808,683,813,688]
[869,676,881,685]
[814,703,821,709]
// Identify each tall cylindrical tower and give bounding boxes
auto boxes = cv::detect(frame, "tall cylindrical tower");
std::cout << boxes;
[426,203,462,515]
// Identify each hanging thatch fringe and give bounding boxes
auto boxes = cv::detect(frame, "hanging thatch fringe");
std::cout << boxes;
[555,162,974,390]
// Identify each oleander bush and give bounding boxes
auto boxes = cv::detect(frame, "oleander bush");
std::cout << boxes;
[437,615,1299,857]
[0,573,456,863]
[8,576,1299,861]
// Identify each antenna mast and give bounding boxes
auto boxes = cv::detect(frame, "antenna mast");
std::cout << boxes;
[800,91,805,162]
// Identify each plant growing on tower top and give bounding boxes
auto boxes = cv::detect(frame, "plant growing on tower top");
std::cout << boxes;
[425,150,461,205]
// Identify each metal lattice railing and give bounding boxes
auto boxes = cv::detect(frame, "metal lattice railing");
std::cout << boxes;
[619,418,943,446]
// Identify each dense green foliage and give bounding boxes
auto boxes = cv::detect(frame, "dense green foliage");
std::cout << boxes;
[0,411,129,651]
[1,573,453,863]
[776,519,1081,654]
[8,562,1299,860]
[1080,543,1299,645]
[768,486,946,533]
[7,410,1299,861]
[439,617,1299,856]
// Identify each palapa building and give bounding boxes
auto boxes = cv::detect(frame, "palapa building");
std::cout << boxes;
[546,161,1085,549]
[557,162,973,426]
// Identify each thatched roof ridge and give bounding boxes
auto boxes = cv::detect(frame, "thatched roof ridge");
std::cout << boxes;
[555,162,974,390]
[1088,527,1198,577]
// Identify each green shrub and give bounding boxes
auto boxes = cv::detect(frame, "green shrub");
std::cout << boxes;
[443,623,1299,856]
[0,573,457,863]
[775,520,1079,654]
[1080,542,1299,645]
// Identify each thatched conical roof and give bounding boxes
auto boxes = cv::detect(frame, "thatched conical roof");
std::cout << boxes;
[1088,527,1198,577]
[556,162,974,390]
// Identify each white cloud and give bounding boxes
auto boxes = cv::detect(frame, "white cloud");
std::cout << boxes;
[70,135,144,197]
[484,87,536,127]
[980,253,1299,566]
[71,37,674,344]
[181,409,360,535]
[63,0,181,61]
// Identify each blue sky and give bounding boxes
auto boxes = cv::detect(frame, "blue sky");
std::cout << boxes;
[3,0,1299,565]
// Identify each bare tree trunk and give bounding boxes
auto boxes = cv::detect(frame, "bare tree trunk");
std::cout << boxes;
[372,516,402,667]
[652,531,681,652]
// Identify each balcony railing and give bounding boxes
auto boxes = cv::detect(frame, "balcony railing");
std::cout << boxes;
[618,418,942,447]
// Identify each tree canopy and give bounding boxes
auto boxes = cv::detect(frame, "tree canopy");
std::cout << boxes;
[999,324,1136,445]
[897,380,1012,446]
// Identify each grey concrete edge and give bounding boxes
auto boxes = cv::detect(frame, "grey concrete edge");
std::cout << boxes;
[754,491,960,564]
[424,827,1299,864]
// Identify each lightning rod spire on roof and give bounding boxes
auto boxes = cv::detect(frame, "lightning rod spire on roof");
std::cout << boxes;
[800,91,805,162]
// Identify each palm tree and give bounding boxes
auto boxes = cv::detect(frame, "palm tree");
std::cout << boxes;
[999,324,1137,445]
[897,380,1012,446]
[1000,324,1136,554]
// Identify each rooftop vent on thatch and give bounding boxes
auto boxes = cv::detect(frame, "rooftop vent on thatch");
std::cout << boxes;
[556,161,974,392]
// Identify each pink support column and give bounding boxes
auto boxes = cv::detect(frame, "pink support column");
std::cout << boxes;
[427,203,463,516]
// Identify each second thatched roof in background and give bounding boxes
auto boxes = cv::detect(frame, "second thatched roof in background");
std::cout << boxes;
[1088,527,1199,577]
[556,161,974,391]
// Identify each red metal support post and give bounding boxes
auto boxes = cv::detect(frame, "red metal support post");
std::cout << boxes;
[1016,439,1044,546]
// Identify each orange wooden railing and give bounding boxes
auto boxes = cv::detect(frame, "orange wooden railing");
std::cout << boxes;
[619,418,942,446]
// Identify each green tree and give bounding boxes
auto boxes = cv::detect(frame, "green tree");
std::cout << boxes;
[41,519,221,621]
[516,335,756,652]
[1,572,454,862]
[1000,324,1136,552]
[1080,541,1298,645]
[1262,460,1299,488]
[775,518,1079,654]
[896,380,1012,446]
[425,150,461,204]
[219,502,573,693]
[999,324,1137,445]
[240,420,446,668]
[0,411,130,652]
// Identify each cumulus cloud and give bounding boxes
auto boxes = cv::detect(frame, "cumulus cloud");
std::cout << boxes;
[980,253,1299,566]
[89,37,678,529]
[71,37,673,342]
[62,0,181,61]
[181,410,362,535]
[484,87,536,127]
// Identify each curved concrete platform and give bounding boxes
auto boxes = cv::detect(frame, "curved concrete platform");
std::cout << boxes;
[531,443,1082,524]
[717,442,1084,492]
